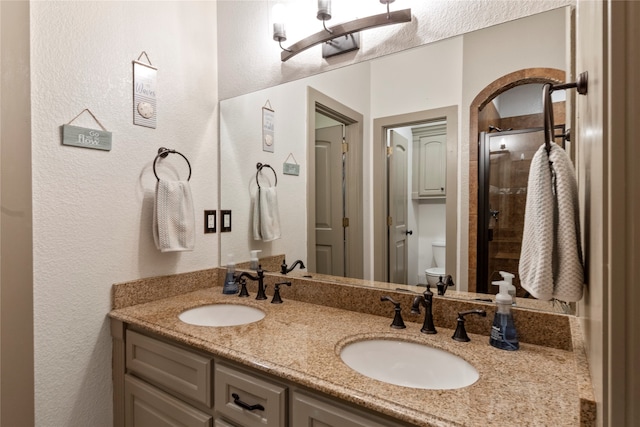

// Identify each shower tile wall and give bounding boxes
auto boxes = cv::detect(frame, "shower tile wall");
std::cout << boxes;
[484,104,565,296]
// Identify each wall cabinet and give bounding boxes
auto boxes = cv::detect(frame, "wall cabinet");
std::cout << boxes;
[112,323,411,427]
[412,123,447,199]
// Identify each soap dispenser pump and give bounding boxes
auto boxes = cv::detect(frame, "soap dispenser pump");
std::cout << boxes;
[499,271,517,305]
[249,250,262,270]
[489,280,519,351]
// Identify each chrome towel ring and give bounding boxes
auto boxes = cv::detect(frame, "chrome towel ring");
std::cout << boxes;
[153,147,192,181]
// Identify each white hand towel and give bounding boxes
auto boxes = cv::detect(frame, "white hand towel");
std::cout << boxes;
[153,179,195,252]
[252,187,281,242]
[519,143,584,302]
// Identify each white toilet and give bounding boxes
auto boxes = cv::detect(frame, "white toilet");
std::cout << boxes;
[425,241,446,286]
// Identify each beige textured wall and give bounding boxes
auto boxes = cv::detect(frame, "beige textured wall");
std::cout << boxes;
[29,2,219,425]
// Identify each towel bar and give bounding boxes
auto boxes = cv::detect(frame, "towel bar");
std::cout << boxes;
[153,147,192,181]
[543,71,588,156]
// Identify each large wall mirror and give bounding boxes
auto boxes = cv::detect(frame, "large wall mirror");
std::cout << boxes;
[219,7,572,313]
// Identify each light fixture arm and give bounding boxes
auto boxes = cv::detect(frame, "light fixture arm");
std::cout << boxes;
[322,19,334,34]
[279,8,411,62]
[279,40,292,53]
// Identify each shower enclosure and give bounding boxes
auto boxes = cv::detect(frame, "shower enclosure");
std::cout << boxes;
[477,127,564,294]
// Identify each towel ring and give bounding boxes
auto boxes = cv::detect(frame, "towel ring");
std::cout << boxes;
[153,147,192,181]
[256,162,277,188]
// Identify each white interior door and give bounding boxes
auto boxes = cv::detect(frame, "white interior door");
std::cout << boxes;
[388,130,409,284]
[315,125,345,276]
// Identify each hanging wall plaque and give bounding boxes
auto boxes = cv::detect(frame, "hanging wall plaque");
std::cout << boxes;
[133,51,157,128]
[62,109,112,151]
[283,153,300,176]
[262,100,274,153]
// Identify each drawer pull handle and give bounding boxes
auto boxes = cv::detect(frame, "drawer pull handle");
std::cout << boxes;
[232,393,265,412]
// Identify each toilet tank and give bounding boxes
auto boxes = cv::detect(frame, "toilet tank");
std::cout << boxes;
[432,241,446,267]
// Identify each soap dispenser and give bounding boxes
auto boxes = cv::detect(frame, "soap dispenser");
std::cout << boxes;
[222,254,238,294]
[489,280,519,351]
[249,250,262,270]
[499,271,517,305]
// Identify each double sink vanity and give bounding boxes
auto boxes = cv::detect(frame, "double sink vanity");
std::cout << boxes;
[109,266,596,427]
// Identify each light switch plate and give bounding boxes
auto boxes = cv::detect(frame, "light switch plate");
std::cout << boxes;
[221,210,232,233]
[204,210,216,233]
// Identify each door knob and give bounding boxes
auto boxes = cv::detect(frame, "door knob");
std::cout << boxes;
[405,230,413,235]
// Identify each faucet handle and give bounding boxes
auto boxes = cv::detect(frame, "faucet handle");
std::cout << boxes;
[237,278,250,298]
[381,296,406,329]
[280,259,288,275]
[270,281,291,304]
[452,309,487,342]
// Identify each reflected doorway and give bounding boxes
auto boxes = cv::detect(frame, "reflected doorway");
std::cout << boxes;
[307,88,364,279]
[373,106,458,285]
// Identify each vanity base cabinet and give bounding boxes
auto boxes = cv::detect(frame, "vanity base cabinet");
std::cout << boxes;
[292,390,404,427]
[112,322,412,427]
[124,375,213,427]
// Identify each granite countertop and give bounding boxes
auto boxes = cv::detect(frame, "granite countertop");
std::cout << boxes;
[109,283,592,427]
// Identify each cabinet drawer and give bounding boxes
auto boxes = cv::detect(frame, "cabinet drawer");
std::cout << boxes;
[214,363,287,427]
[213,419,238,427]
[126,330,212,407]
[125,375,212,427]
[292,391,400,427]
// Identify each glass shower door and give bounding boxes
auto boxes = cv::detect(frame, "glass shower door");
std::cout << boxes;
[477,128,553,295]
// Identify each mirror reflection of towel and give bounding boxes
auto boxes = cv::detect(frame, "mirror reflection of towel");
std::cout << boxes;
[153,180,195,252]
[253,187,281,242]
[519,143,584,302]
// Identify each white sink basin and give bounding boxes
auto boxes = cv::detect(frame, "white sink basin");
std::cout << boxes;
[178,304,265,327]
[340,339,478,389]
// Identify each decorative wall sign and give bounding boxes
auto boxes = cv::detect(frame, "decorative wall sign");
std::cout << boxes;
[133,51,157,129]
[283,152,300,176]
[62,109,112,151]
[262,100,274,153]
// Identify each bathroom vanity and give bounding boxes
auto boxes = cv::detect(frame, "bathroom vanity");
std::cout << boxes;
[109,268,595,427]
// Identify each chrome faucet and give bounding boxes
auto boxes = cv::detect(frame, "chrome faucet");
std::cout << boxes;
[280,259,305,275]
[411,285,437,334]
[236,265,267,300]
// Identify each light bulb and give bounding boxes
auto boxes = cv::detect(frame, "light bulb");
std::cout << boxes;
[272,3,287,42]
[317,0,331,21]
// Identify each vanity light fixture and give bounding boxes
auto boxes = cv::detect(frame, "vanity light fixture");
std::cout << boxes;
[272,0,412,62]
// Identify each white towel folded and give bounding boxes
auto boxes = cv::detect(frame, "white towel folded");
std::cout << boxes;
[252,186,281,242]
[153,179,195,252]
[519,143,584,302]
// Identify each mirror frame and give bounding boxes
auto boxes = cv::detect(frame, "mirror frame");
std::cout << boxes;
[373,106,458,282]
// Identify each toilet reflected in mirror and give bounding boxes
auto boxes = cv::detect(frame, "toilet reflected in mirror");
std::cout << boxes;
[425,241,446,286]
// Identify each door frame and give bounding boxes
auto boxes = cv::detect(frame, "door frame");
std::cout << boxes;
[373,106,458,283]
[307,87,363,278]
